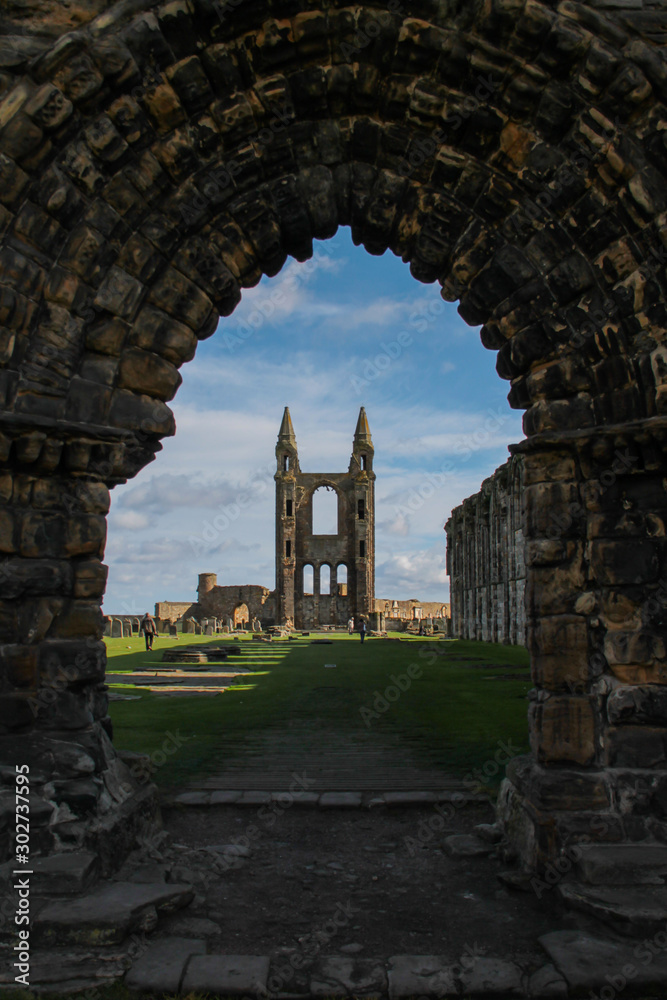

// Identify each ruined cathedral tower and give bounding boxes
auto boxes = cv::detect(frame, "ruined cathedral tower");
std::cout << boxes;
[275,408,375,629]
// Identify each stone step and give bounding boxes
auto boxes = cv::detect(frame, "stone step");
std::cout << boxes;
[540,930,667,994]
[125,935,206,992]
[0,850,100,896]
[559,882,667,937]
[575,844,667,885]
[33,881,194,947]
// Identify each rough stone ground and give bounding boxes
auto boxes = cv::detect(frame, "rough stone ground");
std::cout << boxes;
[158,800,566,965]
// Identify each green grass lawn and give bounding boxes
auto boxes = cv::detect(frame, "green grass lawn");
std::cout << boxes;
[107,633,531,793]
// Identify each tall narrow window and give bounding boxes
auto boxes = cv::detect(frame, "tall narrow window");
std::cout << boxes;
[361,455,367,470]
[320,564,331,595]
[337,564,348,596]
[285,540,291,557]
[303,564,314,595]
[312,486,338,535]
[286,499,293,517]
[283,455,289,471]
[359,540,365,558]
[357,498,365,520]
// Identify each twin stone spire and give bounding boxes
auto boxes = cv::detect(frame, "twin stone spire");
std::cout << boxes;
[276,406,374,473]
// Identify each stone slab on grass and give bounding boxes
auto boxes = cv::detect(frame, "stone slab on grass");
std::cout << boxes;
[576,844,667,884]
[387,955,456,998]
[559,882,667,935]
[125,935,206,992]
[237,791,272,805]
[210,790,241,804]
[182,954,270,994]
[272,791,320,806]
[34,881,194,946]
[172,791,211,806]
[319,792,363,808]
[540,930,667,991]
[383,792,438,806]
[459,957,523,996]
[310,956,388,996]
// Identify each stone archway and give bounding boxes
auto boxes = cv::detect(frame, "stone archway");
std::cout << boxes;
[1,0,666,874]
[233,603,249,629]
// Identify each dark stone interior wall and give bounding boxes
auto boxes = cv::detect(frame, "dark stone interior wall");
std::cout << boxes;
[446,456,526,646]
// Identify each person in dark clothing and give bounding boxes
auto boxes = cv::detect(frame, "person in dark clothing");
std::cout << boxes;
[141,612,157,651]
[358,618,367,644]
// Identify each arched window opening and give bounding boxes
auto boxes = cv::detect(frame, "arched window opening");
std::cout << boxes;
[320,564,331,595]
[312,486,338,535]
[286,499,293,517]
[357,498,365,520]
[336,564,348,596]
[361,455,367,470]
[234,603,249,628]
[303,564,314,596]
[283,455,290,471]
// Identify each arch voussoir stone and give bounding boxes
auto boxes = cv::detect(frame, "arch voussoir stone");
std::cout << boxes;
[0,0,665,880]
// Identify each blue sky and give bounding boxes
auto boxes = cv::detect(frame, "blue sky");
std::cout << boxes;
[104,228,525,615]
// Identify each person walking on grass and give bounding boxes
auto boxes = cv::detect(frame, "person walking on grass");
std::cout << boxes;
[141,612,157,651]
[348,617,355,635]
[358,618,367,644]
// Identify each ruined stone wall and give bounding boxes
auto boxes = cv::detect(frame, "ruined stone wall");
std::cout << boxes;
[154,601,198,623]
[197,575,276,626]
[446,457,526,646]
[375,598,450,621]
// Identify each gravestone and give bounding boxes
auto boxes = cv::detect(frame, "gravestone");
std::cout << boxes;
[169,624,178,637]
[205,625,213,636]
[183,620,195,634]
[111,619,122,638]
[122,623,132,638]
[195,624,203,635]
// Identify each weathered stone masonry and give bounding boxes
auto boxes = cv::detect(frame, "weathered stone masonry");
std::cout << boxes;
[0,0,666,874]
[446,456,526,646]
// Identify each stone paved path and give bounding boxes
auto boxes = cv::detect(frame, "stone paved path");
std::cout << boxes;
[182,721,468,793]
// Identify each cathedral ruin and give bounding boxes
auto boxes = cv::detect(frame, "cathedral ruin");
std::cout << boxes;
[156,406,376,630]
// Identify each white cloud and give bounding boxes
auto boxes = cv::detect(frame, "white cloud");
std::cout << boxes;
[111,510,150,531]
[376,548,450,598]
[441,361,456,374]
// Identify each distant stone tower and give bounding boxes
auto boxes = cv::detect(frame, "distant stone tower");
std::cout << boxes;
[275,407,375,629]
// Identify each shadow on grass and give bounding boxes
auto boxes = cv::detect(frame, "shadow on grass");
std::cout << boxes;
[107,634,531,794]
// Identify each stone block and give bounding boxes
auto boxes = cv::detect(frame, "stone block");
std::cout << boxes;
[539,929,667,992]
[387,956,455,999]
[319,792,362,808]
[236,790,272,805]
[607,686,667,726]
[118,347,182,400]
[147,266,214,332]
[131,305,197,365]
[310,956,388,996]
[576,844,667,885]
[142,81,187,132]
[559,883,667,937]
[26,850,100,895]
[527,963,568,998]
[590,539,660,585]
[125,935,206,992]
[93,266,144,320]
[34,881,194,946]
[606,726,667,768]
[459,957,523,996]
[444,834,494,857]
[74,559,108,599]
[182,955,270,994]
[108,388,176,436]
[209,790,241,804]
[531,696,596,766]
